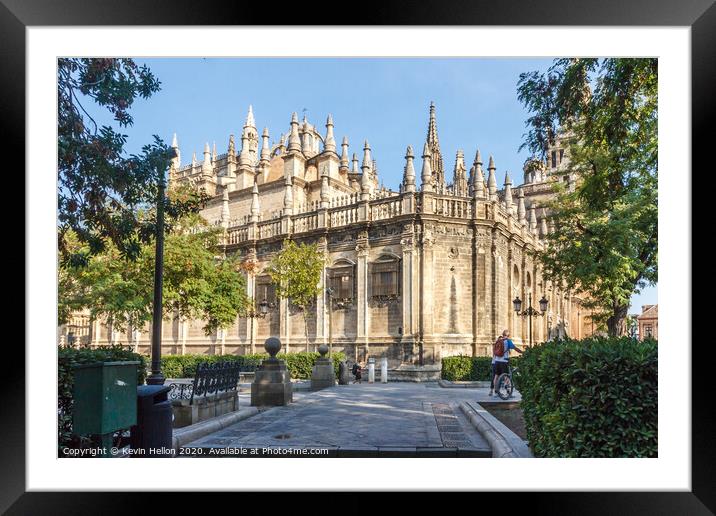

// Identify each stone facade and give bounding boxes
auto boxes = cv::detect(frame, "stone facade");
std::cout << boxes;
[59,104,595,366]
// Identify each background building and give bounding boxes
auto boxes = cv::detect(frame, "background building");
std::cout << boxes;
[637,304,658,340]
[59,103,597,365]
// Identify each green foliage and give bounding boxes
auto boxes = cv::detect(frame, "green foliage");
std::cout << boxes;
[58,213,247,333]
[58,345,147,450]
[518,337,657,457]
[161,352,346,380]
[441,356,493,381]
[266,240,326,347]
[517,59,658,336]
[58,58,207,264]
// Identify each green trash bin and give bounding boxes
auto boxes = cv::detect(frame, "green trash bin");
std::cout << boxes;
[72,361,139,455]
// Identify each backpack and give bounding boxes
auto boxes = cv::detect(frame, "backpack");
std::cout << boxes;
[493,336,506,357]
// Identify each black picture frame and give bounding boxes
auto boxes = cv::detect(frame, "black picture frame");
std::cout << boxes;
[8,0,707,512]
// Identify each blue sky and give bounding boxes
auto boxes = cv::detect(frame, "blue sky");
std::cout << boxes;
[95,57,656,310]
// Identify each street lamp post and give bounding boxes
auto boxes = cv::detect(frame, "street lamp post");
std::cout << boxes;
[512,292,549,347]
[147,163,168,386]
[246,299,271,354]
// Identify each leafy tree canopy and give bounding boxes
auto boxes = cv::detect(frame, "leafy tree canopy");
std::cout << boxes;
[59,190,247,336]
[517,58,657,336]
[58,58,207,266]
[266,240,325,348]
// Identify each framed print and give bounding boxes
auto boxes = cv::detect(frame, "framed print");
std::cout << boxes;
[8,0,711,512]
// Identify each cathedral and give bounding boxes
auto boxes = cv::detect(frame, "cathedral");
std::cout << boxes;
[60,103,595,366]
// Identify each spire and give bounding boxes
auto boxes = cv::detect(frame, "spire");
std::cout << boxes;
[260,127,270,163]
[239,133,250,167]
[212,141,217,163]
[351,152,359,173]
[339,136,349,171]
[503,173,514,215]
[245,105,256,129]
[403,145,416,193]
[170,133,180,168]
[202,142,212,176]
[191,151,197,169]
[540,209,549,238]
[471,149,484,198]
[487,155,497,199]
[324,114,336,153]
[529,203,538,234]
[361,140,373,173]
[287,112,301,153]
[426,101,445,186]
[453,149,468,196]
[250,181,260,223]
[228,134,236,158]
[421,142,433,192]
[517,189,527,224]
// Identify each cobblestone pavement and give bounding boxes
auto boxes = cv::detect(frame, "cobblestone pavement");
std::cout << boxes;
[182,383,519,457]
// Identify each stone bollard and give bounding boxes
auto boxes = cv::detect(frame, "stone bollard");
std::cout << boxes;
[368,357,375,383]
[381,357,388,383]
[310,344,336,391]
[250,337,293,406]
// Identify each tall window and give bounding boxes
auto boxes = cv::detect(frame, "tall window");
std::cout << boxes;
[371,257,400,298]
[644,324,653,338]
[255,276,277,308]
[551,150,557,168]
[329,263,355,301]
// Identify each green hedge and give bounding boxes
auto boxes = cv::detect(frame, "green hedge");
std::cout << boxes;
[58,345,147,451]
[518,337,657,458]
[441,356,494,381]
[161,351,346,380]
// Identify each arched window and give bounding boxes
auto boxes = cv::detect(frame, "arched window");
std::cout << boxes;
[255,275,277,309]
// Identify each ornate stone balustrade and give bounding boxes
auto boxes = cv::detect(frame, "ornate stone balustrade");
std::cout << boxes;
[257,219,282,239]
[329,204,359,227]
[292,211,318,233]
[370,196,402,221]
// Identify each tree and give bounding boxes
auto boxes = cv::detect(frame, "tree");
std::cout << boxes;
[59,204,248,337]
[266,240,325,351]
[58,58,206,266]
[517,58,657,336]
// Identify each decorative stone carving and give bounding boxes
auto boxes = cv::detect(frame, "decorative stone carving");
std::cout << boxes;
[355,241,370,257]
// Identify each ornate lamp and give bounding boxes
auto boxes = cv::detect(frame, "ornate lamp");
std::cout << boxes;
[539,295,549,314]
[513,296,523,313]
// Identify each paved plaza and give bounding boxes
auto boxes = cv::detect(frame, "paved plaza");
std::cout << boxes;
[181,382,521,457]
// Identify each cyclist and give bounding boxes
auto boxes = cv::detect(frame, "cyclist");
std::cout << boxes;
[489,329,523,396]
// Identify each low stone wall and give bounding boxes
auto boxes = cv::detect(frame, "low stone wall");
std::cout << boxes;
[171,390,239,428]
[374,365,442,382]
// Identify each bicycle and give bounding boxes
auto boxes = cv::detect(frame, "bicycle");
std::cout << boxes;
[495,364,518,400]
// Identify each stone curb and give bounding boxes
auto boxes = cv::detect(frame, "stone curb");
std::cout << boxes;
[459,401,533,458]
[172,406,261,451]
[438,379,492,389]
